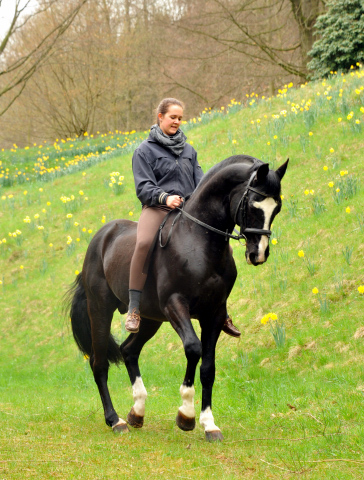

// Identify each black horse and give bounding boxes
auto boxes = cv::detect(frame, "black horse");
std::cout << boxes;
[66,154,288,441]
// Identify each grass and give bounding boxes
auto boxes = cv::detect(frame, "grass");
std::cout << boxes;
[1,68,364,479]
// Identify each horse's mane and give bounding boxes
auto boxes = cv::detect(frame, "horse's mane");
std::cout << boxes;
[193,154,281,198]
[196,155,261,191]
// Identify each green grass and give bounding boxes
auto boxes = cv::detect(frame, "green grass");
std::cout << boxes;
[1,69,364,479]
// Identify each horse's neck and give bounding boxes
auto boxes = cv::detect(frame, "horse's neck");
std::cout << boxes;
[186,163,251,229]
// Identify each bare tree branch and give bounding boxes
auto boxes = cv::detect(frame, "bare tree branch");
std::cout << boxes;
[0,0,89,116]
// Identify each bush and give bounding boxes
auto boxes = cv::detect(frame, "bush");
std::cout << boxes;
[307,0,364,79]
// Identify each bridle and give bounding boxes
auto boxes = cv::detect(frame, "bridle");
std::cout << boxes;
[159,170,273,248]
[233,170,272,239]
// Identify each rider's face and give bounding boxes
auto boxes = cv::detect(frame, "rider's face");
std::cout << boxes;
[158,105,183,136]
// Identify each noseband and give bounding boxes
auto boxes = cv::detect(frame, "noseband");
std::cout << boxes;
[159,170,273,247]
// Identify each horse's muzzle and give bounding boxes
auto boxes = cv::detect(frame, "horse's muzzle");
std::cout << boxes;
[245,244,270,266]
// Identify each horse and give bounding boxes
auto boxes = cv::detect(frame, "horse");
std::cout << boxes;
[66,154,288,441]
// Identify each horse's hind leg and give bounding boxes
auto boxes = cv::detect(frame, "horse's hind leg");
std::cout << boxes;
[199,308,226,442]
[164,294,202,432]
[87,293,128,433]
[120,317,162,428]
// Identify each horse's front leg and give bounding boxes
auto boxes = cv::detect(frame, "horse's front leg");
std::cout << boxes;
[199,308,226,442]
[164,293,202,432]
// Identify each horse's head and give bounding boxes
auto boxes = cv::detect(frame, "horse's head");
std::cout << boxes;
[231,160,288,266]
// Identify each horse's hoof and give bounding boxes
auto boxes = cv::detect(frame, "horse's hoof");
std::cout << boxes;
[176,411,196,431]
[112,419,129,434]
[205,430,224,442]
[127,407,144,428]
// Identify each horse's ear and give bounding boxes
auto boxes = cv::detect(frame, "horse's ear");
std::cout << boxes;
[276,159,289,180]
[256,163,269,183]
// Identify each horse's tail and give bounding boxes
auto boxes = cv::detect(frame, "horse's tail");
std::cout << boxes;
[65,273,123,365]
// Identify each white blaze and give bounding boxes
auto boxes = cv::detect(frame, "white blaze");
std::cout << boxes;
[199,407,221,433]
[253,197,277,262]
[178,385,195,418]
[132,376,147,416]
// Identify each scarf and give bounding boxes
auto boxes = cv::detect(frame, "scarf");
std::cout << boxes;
[149,124,187,156]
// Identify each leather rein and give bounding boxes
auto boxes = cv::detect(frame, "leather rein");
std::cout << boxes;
[159,171,272,248]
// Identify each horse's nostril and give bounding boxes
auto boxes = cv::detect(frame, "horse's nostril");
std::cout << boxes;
[249,252,257,265]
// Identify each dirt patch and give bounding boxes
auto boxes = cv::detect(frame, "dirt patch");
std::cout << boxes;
[305,341,317,350]
[288,345,302,359]
[260,357,270,366]
[354,326,364,339]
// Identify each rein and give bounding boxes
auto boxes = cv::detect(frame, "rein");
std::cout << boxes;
[159,170,272,248]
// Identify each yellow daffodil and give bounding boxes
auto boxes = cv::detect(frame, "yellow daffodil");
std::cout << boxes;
[261,312,278,325]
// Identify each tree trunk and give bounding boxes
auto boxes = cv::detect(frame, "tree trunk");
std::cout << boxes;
[289,0,325,71]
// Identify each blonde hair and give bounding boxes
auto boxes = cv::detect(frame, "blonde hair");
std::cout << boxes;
[156,98,184,125]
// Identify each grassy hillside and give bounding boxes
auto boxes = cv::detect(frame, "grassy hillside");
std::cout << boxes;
[1,68,364,479]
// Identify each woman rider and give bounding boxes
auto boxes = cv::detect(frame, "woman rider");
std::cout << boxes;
[125,98,241,338]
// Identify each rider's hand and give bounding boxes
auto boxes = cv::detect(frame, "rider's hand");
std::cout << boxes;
[166,195,183,209]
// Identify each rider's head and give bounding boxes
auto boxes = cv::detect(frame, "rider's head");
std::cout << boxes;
[156,98,184,136]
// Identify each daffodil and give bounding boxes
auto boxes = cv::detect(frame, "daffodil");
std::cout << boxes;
[298,250,304,258]
[261,312,278,325]
[312,287,319,295]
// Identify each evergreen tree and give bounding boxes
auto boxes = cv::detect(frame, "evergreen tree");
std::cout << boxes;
[307,0,364,79]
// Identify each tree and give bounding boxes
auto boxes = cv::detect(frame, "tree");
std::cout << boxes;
[289,0,325,68]
[0,0,88,116]
[307,0,364,79]
[168,0,325,84]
